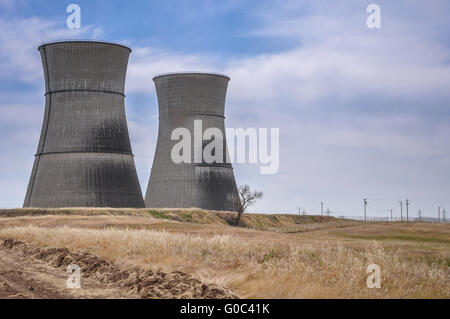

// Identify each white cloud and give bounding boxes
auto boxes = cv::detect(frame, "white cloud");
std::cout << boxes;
[126,47,220,92]
[0,17,103,84]
[226,42,450,108]
[0,16,104,208]
[1,3,450,216]
[220,0,450,214]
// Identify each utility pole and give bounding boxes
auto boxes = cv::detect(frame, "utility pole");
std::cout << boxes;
[399,201,403,221]
[406,199,409,222]
[438,206,441,222]
[320,202,323,216]
[390,209,393,222]
[296,207,301,215]
[417,209,422,222]
[363,198,367,221]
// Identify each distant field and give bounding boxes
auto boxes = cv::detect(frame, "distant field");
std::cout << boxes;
[0,207,338,229]
[0,208,448,298]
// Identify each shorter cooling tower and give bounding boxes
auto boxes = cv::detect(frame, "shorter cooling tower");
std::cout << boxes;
[145,72,239,211]
[23,40,145,208]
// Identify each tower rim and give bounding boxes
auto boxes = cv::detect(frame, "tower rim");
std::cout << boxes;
[153,72,230,81]
[37,40,132,53]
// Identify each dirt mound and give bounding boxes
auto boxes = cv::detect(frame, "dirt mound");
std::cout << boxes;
[2,238,26,249]
[2,238,236,299]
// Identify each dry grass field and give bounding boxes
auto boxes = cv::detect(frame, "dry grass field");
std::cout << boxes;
[0,208,448,299]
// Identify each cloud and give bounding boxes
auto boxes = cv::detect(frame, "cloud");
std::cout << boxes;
[1,2,449,216]
[220,0,450,214]
[0,17,103,84]
[126,47,220,93]
[0,16,104,208]
[226,1,450,113]
[225,43,450,109]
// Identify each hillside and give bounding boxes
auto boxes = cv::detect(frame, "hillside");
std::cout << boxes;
[0,208,448,298]
[0,207,343,230]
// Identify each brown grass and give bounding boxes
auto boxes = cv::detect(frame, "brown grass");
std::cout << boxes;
[0,208,337,230]
[0,222,448,298]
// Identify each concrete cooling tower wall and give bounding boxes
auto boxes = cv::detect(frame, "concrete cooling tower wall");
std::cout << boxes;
[145,73,239,211]
[23,41,145,208]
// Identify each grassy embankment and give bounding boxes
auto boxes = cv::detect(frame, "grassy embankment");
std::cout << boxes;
[0,208,448,298]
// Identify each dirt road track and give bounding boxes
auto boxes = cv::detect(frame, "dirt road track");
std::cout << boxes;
[0,239,236,299]
[0,239,138,299]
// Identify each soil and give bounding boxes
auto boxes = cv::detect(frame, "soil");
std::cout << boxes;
[0,238,237,299]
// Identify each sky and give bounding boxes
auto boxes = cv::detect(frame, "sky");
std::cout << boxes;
[0,0,449,217]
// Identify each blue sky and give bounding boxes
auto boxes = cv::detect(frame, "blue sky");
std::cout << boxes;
[1,0,449,217]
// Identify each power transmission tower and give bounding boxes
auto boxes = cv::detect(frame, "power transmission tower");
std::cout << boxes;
[296,207,301,215]
[326,208,330,217]
[399,201,403,221]
[443,208,447,222]
[406,199,409,222]
[320,202,323,216]
[438,206,441,222]
[390,208,393,222]
[417,209,422,222]
[363,198,367,221]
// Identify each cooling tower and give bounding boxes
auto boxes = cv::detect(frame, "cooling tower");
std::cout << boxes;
[23,41,145,208]
[145,72,239,211]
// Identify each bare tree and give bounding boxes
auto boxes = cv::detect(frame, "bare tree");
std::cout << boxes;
[233,185,263,226]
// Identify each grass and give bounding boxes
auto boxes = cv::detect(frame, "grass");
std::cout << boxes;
[0,208,448,298]
[0,222,448,298]
[334,233,450,244]
[147,210,171,219]
[0,208,338,230]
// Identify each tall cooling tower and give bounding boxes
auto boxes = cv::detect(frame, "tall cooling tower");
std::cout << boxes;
[145,72,239,211]
[23,41,145,208]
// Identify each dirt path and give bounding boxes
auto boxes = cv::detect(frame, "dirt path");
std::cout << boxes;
[0,238,236,299]
[0,239,139,299]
